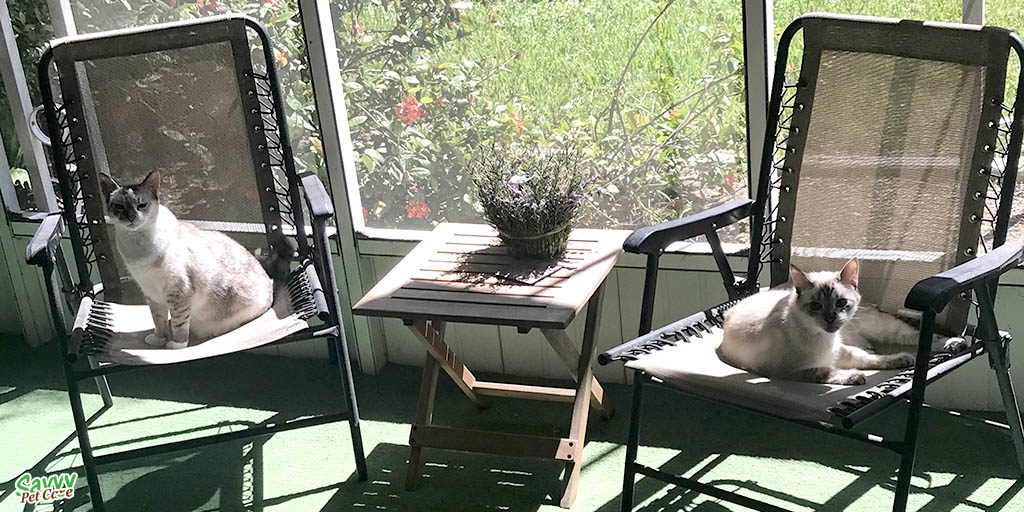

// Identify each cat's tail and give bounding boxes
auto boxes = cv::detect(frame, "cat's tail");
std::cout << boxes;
[260,231,296,283]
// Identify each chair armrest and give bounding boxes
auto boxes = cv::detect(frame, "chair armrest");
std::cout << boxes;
[905,243,1024,313]
[25,213,64,267]
[300,172,334,220]
[623,198,753,255]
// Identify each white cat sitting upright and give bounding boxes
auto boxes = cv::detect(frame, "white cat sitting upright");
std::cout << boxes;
[98,171,290,349]
[716,259,967,385]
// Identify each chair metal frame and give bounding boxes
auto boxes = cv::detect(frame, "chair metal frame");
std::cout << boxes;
[26,15,367,512]
[602,14,1024,512]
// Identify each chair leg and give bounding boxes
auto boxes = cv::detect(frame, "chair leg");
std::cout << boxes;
[986,338,1024,475]
[332,335,368,481]
[893,311,938,512]
[621,372,644,512]
[88,356,113,408]
[66,372,105,512]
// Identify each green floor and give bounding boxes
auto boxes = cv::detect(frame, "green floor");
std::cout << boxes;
[2,335,1023,512]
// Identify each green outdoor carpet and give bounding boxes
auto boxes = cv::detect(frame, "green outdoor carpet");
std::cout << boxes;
[1,334,1022,511]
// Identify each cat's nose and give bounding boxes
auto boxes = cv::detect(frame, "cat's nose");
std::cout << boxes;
[824,312,837,323]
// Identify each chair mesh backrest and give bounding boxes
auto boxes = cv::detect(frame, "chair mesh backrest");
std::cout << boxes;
[44,16,303,300]
[765,15,1018,332]
[78,42,261,223]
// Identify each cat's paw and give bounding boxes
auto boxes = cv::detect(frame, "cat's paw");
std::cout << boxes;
[144,333,167,347]
[164,339,188,350]
[830,370,866,386]
[942,337,969,354]
[882,352,916,369]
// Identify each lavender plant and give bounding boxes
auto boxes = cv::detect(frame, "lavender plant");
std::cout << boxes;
[471,144,593,260]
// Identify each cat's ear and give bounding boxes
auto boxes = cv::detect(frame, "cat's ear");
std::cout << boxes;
[140,170,160,197]
[790,265,812,293]
[839,259,859,288]
[97,173,118,199]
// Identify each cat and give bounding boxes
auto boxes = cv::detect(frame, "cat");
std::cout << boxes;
[715,259,968,385]
[98,171,292,349]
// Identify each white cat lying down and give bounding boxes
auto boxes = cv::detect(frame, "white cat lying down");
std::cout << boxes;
[716,259,966,385]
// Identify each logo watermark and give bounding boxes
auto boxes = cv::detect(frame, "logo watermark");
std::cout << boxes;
[14,471,77,504]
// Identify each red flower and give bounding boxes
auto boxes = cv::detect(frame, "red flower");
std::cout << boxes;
[509,111,523,136]
[349,16,364,36]
[724,174,738,191]
[395,96,426,125]
[405,200,430,219]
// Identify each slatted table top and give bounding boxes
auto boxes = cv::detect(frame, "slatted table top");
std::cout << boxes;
[353,223,626,329]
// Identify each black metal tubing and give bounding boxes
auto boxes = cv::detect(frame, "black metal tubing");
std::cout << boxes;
[746,18,803,287]
[993,33,1024,248]
[623,196,751,339]
[706,229,739,300]
[36,249,105,511]
[637,254,660,337]
[893,310,937,512]
[37,47,94,293]
[244,18,311,258]
[94,413,347,467]
[310,211,368,480]
[620,370,645,512]
[622,198,754,255]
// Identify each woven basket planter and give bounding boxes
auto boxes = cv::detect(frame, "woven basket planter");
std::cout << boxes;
[498,223,573,260]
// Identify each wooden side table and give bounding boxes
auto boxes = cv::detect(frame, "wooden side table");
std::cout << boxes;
[353,223,625,508]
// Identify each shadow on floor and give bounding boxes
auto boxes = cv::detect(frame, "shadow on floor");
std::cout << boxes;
[2,336,1023,511]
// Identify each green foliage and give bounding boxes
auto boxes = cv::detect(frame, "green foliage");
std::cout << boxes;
[471,142,591,258]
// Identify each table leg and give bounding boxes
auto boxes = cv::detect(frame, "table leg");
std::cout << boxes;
[408,319,489,408]
[561,284,606,508]
[541,328,615,419]
[407,349,441,490]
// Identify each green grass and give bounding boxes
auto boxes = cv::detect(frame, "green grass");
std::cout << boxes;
[424,0,1023,124]
[434,0,743,121]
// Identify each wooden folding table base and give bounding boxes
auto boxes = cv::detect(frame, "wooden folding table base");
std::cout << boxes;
[404,286,612,508]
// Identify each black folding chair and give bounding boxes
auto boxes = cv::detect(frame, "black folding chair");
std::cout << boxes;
[26,15,366,511]
[601,13,1024,512]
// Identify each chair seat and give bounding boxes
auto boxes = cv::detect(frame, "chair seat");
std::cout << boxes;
[73,262,322,366]
[625,325,907,423]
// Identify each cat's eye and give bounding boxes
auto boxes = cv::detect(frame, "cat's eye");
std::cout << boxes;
[110,204,122,211]
[836,298,848,308]
[809,302,822,311]
[137,203,149,210]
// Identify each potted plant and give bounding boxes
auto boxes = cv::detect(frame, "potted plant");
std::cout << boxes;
[471,143,593,260]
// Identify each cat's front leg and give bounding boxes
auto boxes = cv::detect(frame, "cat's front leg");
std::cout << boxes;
[144,300,170,347]
[164,288,192,349]
[797,367,867,385]
[836,344,914,370]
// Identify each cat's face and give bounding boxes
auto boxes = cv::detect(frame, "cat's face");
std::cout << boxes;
[790,259,861,334]
[97,171,160,231]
